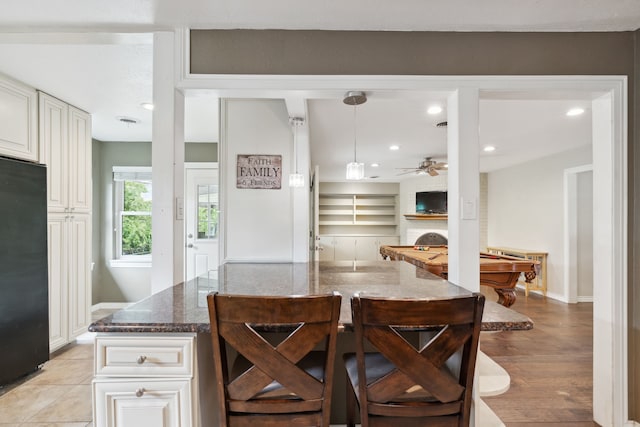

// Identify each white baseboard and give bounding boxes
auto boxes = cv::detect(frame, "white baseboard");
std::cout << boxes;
[91,302,132,311]
[577,295,594,303]
[625,421,639,426]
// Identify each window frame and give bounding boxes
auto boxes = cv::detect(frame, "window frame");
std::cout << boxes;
[112,166,152,265]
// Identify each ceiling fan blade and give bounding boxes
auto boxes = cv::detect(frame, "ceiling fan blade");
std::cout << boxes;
[396,170,419,176]
[428,169,439,176]
[434,162,447,168]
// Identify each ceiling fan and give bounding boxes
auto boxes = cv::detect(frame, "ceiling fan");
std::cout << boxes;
[396,157,448,176]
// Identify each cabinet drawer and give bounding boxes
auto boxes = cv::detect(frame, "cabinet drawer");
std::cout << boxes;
[95,336,194,377]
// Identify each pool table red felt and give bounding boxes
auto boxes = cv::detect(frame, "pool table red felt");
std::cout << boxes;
[379,245,538,307]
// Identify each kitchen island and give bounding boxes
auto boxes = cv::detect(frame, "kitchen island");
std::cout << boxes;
[89,261,532,426]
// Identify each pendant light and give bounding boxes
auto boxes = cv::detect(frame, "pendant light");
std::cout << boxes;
[344,91,367,180]
[288,117,305,188]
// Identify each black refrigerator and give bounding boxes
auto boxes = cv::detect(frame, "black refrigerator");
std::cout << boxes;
[0,156,49,385]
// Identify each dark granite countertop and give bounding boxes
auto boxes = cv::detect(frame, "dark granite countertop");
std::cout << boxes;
[89,261,533,333]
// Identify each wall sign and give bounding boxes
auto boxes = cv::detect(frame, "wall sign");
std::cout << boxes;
[236,154,282,189]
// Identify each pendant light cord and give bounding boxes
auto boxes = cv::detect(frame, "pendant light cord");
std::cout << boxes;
[353,104,357,162]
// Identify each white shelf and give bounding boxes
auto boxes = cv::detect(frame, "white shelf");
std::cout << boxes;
[318,191,397,233]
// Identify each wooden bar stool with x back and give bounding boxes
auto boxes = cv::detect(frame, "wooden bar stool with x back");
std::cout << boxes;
[206,292,342,427]
[343,293,485,427]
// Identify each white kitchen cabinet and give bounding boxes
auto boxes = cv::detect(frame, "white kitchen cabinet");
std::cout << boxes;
[317,235,336,261]
[39,92,92,213]
[317,235,400,261]
[0,73,38,162]
[47,213,91,351]
[40,91,92,351]
[94,379,193,427]
[93,335,197,427]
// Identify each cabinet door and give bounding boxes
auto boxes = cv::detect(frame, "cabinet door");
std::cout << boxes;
[376,236,400,260]
[0,74,38,162]
[68,214,92,339]
[93,379,193,427]
[334,237,357,261]
[48,214,69,352]
[68,106,92,212]
[39,92,69,212]
[317,236,335,261]
[355,236,379,261]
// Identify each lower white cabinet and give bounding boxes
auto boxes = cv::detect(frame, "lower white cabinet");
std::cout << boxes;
[94,379,192,427]
[93,334,198,427]
[48,212,91,351]
[317,235,399,261]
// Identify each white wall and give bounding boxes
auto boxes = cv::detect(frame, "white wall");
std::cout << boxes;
[221,99,295,262]
[398,172,488,249]
[577,170,593,299]
[487,145,592,299]
[398,174,448,244]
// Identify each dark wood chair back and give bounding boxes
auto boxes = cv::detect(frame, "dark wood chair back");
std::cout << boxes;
[344,293,485,427]
[207,292,342,427]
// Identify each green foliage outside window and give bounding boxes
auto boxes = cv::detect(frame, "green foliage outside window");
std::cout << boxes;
[198,204,218,238]
[122,181,152,256]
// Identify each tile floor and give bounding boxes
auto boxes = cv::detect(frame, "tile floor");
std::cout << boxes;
[0,309,118,427]
[0,342,94,427]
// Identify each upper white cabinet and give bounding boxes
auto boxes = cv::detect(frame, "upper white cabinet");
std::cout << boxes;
[39,92,92,213]
[0,73,38,162]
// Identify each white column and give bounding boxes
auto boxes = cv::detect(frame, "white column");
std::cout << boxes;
[291,123,310,262]
[151,31,185,293]
[447,88,480,290]
[447,88,481,427]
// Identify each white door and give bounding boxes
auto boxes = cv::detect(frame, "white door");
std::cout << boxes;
[185,166,219,282]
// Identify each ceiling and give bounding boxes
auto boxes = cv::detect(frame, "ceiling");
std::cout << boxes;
[0,0,627,181]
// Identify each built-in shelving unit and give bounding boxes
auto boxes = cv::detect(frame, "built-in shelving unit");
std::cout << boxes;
[316,182,400,261]
[318,183,398,236]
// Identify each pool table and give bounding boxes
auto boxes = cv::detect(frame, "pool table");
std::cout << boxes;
[379,245,539,307]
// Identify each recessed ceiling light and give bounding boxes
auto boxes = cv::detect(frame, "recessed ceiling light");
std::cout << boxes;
[566,107,585,116]
[483,146,496,152]
[141,103,154,111]
[427,105,443,115]
[371,163,379,167]
[389,145,400,151]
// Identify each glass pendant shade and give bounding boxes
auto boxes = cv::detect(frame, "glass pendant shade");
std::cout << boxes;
[344,91,366,180]
[346,161,365,180]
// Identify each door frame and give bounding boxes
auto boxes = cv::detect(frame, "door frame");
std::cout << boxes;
[184,162,219,281]
[175,33,628,425]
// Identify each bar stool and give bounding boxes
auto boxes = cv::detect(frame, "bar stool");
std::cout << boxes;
[343,293,485,427]
[207,292,341,427]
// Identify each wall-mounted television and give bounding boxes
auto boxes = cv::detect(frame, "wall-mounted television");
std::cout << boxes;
[416,191,447,214]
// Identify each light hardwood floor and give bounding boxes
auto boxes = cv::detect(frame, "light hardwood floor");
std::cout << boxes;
[481,288,597,426]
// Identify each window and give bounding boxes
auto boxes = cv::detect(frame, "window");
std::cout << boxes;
[113,167,152,261]
[197,184,218,239]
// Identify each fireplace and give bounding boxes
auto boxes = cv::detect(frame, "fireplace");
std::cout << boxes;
[406,228,448,245]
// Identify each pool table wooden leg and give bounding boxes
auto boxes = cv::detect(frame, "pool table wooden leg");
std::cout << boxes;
[494,288,516,307]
